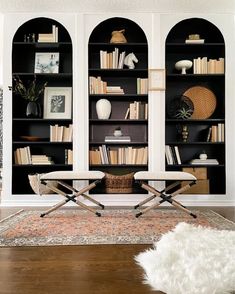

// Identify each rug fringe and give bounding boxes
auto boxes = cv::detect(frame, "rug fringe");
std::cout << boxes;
[0,209,24,224]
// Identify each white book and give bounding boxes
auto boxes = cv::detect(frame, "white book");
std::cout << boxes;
[185,39,205,44]
[174,146,181,165]
[190,159,219,165]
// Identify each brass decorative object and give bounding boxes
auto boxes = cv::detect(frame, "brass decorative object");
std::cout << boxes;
[110,29,127,43]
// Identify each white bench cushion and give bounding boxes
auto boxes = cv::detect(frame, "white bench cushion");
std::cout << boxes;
[40,171,105,181]
[134,171,196,181]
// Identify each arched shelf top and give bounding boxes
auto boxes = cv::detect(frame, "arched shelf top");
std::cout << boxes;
[166,18,224,44]
[89,17,147,44]
[13,17,72,43]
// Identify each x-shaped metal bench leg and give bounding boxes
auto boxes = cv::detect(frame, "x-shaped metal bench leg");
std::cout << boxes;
[40,180,104,217]
[135,180,197,218]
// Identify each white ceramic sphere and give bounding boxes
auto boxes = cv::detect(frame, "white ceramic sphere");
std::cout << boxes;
[96,99,111,119]
[175,60,193,74]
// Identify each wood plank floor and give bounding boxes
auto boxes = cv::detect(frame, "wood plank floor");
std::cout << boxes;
[0,207,234,294]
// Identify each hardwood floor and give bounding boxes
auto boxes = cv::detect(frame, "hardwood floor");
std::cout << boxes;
[0,207,234,294]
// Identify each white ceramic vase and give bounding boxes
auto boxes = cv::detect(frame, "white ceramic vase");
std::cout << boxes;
[96,99,111,119]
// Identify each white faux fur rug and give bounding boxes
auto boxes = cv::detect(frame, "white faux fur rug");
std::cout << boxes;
[135,222,235,294]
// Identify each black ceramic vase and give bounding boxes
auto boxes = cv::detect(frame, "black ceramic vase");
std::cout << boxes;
[26,101,41,118]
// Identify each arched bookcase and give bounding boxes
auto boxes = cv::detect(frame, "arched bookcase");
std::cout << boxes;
[88,17,148,194]
[12,17,73,194]
[165,17,225,194]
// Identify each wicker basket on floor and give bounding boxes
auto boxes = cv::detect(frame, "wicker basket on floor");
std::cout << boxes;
[28,173,58,195]
[104,172,134,194]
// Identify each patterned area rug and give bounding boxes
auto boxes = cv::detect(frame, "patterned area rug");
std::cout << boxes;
[0,209,234,247]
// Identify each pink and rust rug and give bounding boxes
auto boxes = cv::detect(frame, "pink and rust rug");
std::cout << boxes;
[0,209,234,247]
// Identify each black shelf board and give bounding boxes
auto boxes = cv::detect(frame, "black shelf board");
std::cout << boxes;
[89,42,147,47]
[89,68,147,73]
[166,43,225,46]
[13,42,71,46]
[13,118,72,122]
[89,94,148,100]
[167,164,225,168]
[89,164,148,168]
[167,74,225,77]
[90,142,148,146]
[13,141,72,145]
[166,142,225,145]
[12,73,72,77]
[166,119,225,123]
[13,164,72,167]
[90,119,148,123]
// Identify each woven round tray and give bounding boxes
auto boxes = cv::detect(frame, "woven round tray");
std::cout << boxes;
[183,86,217,119]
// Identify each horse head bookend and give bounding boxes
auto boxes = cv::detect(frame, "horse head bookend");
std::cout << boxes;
[124,53,138,69]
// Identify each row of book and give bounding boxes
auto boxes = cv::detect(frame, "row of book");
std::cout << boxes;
[193,57,224,74]
[99,48,126,69]
[89,76,124,94]
[14,147,54,165]
[165,145,181,165]
[89,145,148,165]
[125,101,148,119]
[50,124,73,142]
[206,124,225,142]
[38,25,58,43]
[137,78,148,94]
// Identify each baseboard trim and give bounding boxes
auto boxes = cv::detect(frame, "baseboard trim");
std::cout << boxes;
[1,194,234,207]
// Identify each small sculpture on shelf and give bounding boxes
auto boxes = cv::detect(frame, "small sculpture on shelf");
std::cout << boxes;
[113,127,122,137]
[199,150,208,160]
[181,125,189,142]
[175,60,193,74]
[124,53,138,69]
[110,29,127,43]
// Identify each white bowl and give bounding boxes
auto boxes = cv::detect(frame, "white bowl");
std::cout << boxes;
[175,60,193,74]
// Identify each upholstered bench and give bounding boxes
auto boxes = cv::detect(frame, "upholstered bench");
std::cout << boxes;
[134,171,197,218]
[39,170,105,217]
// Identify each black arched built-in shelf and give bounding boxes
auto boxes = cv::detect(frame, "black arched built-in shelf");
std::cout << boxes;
[12,17,73,195]
[88,17,148,194]
[165,17,225,195]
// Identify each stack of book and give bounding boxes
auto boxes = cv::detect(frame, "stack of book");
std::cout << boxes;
[105,136,131,142]
[106,86,124,94]
[89,76,124,94]
[137,78,148,94]
[31,155,54,165]
[89,145,148,165]
[50,124,73,142]
[165,145,181,165]
[38,25,58,43]
[193,57,224,74]
[65,149,73,164]
[100,48,126,69]
[190,159,219,165]
[125,101,148,119]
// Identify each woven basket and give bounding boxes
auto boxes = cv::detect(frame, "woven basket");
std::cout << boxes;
[183,86,217,119]
[104,172,134,194]
[28,173,58,195]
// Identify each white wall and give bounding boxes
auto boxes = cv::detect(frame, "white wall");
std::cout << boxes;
[0,14,3,86]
